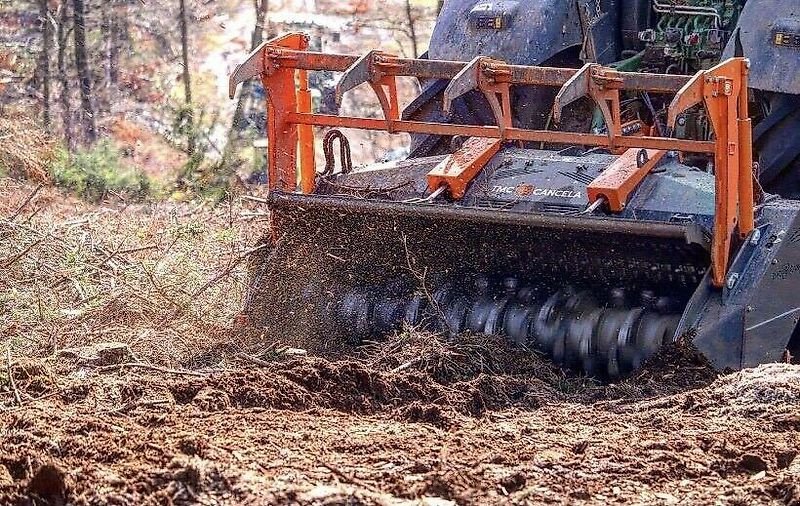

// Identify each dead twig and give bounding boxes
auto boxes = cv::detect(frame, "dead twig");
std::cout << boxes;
[117,244,159,255]
[256,462,325,476]
[400,232,446,328]
[242,195,269,204]
[8,183,43,221]
[0,390,62,414]
[191,243,269,298]
[326,252,346,263]
[6,347,22,406]
[316,459,380,492]
[236,352,273,367]
[96,362,208,377]
[97,236,157,268]
[0,238,44,268]
[390,358,422,373]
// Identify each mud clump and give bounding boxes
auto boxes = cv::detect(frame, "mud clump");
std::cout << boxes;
[108,331,722,427]
[398,402,451,428]
[191,387,231,412]
[27,464,68,505]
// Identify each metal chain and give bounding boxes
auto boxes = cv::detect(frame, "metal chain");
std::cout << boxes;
[583,0,602,23]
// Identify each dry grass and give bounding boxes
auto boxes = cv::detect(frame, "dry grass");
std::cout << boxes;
[0,177,264,368]
[0,116,53,184]
[362,329,509,382]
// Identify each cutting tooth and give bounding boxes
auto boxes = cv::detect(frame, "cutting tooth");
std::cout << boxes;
[586,308,625,378]
[629,313,681,370]
[615,307,645,376]
[503,286,539,346]
[552,291,597,367]
[531,287,574,355]
[466,274,495,333]
[482,277,517,335]
[443,295,470,337]
[403,293,427,327]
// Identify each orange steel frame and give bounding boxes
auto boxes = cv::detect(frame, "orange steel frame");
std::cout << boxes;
[229,32,755,289]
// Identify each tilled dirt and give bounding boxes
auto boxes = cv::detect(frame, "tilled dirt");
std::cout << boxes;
[1,335,799,506]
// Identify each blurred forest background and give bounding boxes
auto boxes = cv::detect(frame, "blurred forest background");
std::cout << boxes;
[0,0,437,201]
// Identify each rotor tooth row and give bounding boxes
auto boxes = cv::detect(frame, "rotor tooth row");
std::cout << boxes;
[325,275,681,379]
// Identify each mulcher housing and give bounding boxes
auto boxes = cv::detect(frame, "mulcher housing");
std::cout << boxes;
[230,5,800,377]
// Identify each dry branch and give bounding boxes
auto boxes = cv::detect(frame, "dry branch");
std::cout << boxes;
[8,184,43,221]
[1,178,253,368]
[317,460,380,492]
[1,238,45,268]
[6,347,22,406]
[191,243,268,298]
[236,352,273,367]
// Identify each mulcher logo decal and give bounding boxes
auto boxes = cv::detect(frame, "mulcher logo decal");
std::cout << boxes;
[490,184,582,199]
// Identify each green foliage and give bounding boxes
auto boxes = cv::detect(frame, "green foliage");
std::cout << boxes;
[172,104,198,152]
[169,104,232,201]
[50,142,155,202]
[171,220,206,239]
[249,146,266,176]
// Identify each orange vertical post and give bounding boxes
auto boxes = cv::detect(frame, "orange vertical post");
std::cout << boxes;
[297,69,315,193]
[262,69,298,191]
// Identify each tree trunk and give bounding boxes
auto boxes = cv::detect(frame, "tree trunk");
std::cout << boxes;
[57,0,73,150]
[109,15,120,85]
[38,0,52,129]
[179,0,195,155]
[251,0,270,61]
[404,0,419,58]
[99,0,111,112]
[72,0,96,143]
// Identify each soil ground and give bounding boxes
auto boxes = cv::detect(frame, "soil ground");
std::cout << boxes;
[1,179,799,505]
[1,348,799,506]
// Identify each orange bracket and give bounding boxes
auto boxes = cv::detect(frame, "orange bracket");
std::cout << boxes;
[442,57,513,138]
[587,148,666,211]
[335,50,402,132]
[229,33,316,192]
[668,58,754,288]
[427,137,502,199]
[553,64,624,147]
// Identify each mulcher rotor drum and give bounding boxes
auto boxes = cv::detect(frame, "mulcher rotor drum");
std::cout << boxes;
[329,277,681,379]
[248,198,709,379]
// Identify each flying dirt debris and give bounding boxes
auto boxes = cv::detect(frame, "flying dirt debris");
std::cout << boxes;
[230,0,800,379]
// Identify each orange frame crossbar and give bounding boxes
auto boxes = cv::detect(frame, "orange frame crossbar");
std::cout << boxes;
[587,148,667,212]
[229,32,755,289]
